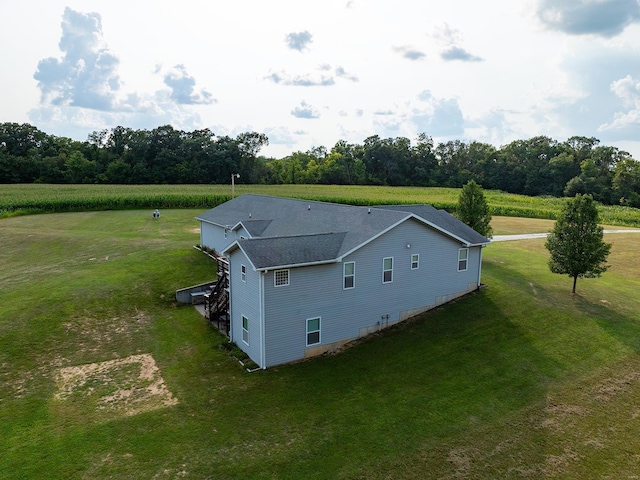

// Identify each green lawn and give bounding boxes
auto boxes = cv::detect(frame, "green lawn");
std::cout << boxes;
[1,209,640,478]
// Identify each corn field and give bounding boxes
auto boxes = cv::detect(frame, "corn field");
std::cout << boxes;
[1,184,639,227]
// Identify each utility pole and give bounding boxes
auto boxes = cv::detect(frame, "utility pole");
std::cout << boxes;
[231,173,240,198]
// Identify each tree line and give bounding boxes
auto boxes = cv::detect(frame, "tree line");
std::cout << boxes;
[2,122,640,207]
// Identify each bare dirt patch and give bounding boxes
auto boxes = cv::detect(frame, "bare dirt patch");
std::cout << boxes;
[63,310,150,355]
[54,353,177,420]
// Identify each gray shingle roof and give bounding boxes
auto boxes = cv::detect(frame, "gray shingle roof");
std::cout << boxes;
[376,204,489,247]
[197,194,490,269]
[238,232,347,269]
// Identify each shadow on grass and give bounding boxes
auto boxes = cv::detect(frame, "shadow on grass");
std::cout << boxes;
[207,282,565,479]
[572,293,640,354]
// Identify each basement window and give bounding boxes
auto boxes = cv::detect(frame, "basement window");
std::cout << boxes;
[242,315,249,345]
[306,317,321,346]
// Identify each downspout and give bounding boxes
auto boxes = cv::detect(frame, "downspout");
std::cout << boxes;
[477,246,484,288]
[227,256,233,343]
[260,270,266,369]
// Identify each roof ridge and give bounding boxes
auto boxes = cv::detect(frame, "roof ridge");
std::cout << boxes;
[239,231,347,241]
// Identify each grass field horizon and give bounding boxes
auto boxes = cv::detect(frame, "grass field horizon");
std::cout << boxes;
[3,183,640,227]
[2,191,640,478]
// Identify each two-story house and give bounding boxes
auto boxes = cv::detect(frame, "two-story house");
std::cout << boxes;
[196,194,490,368]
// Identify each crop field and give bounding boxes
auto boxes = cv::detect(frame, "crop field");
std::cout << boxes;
[2,187,640,478]
[2,183,640,226]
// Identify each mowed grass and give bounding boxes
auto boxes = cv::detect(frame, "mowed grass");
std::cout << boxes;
[2,210,640,478]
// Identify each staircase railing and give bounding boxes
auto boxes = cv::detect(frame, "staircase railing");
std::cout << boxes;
[205,255,230,335]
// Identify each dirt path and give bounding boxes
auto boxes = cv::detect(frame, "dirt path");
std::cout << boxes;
[491,230,640,242]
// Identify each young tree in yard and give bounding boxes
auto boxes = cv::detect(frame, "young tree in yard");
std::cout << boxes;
[545,194,612,294]
[457,180,493,237]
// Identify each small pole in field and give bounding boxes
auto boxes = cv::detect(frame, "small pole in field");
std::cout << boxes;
[231,173,240,198]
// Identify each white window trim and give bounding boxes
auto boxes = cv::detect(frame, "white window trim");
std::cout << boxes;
[306,317,321,346]
[241,264,246,282]
[411,253,419,270]
[242,315,249,345]
[274,269,290,287]
[343,261,355,289]
[458,248,469,272]
[382,257,394,284]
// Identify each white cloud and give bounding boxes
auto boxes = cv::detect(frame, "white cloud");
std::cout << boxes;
[433,23,483,62]
[540,42,640,143]
[291,101,320,119]
[409,92,464,137]
[440,46,483,62]
[262,126,299,147]
[599,75,640,133]
[162,64,215,105]
[265,64,358,87]
[285,31,313,51]
[266,71,336,87]
[537,0,640,37]
[392,46,427,61]
[33,7,120,110]
[4,1,640,160]
[29,7,214,138]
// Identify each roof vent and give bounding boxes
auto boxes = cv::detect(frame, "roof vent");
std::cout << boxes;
[249,213,252,218]
[368,208,371,214]
[308,205,311,211]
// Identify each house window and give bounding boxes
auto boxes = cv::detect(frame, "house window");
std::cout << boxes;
[274,269,290,287]
[241,264,246,282]
[242,315,249,344]
[383,257,393,283]
[458,248,469,271]
[343,262,355,289]
[411,254,419,270]
[306,317,321,346]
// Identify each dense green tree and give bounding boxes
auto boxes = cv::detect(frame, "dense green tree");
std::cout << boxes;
[361,136,416,185]
[0,123,49,157]
[410,133,438,186]
[566,146,629,203]
[330,140,366,184]
[100,159,132,184]
[612,156,640,207]
[63,151,96,184]
[435,140,472,187]
[456,180,493,238]
[545,194,611,294]
[235,132,269,183]
[1,121,638,200]
[499,136,562,196]
[465,141,499,188]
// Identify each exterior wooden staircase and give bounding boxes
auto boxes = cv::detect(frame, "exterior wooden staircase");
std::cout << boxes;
[204,255,230,336]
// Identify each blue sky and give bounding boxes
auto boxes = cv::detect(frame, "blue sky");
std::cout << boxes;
[3,0,640,159]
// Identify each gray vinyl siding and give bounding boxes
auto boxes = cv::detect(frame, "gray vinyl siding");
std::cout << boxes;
[262,262,342,367]
[200,222,232,254]
[227,249,262,366]
[262,219,482,367]
[234,225,250,240]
